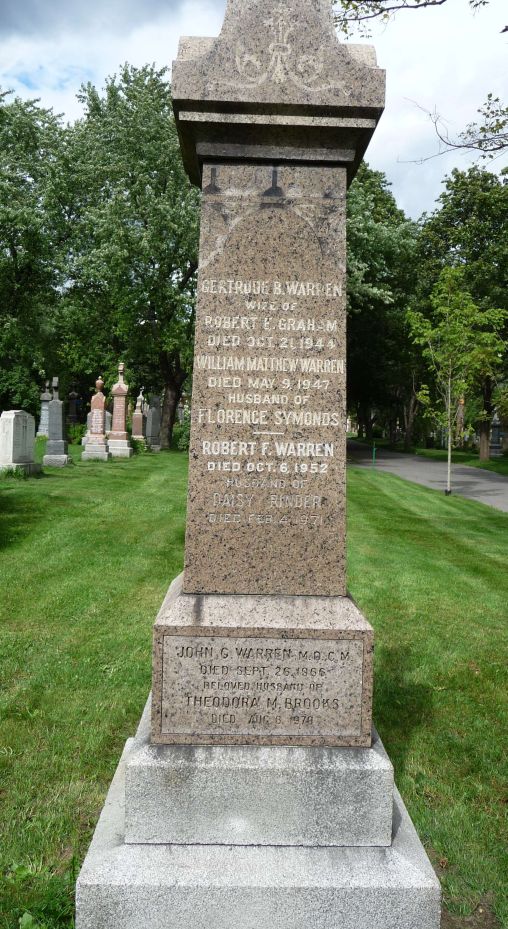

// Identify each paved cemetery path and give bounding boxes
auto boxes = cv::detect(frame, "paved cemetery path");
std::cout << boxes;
[347,440,508,513]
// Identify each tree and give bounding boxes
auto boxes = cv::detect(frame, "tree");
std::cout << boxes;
[333,0,489,35]
[57,64,199,445]
[417,166,508,457]
[347,164,421,446]
[333,1,507,158]
[408,267,506,490]
[0,91,65,413]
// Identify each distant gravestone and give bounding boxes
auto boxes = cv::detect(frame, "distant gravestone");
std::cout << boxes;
[108,363,133,458]
[131,389,146,442]
[68,384,79,424]
[0,410,40,474]
[82,376,111,461]
[43,377,71,467]
[36,381,52,437]
[105,410,112,434]
[82,411,92,446]
[146,396,161,452]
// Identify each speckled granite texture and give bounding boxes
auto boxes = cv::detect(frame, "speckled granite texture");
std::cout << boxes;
[75,728,441,929]
[184,162,347,596]
[127,696,393,846]
[152,575,373,747]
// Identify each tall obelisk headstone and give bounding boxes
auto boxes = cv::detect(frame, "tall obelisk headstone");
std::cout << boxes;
[82,377,111,461]
[43,377,71,467]
[108,363,133,458]
[76,3,440,927]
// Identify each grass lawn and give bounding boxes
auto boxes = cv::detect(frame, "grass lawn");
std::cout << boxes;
[1,447,507,928]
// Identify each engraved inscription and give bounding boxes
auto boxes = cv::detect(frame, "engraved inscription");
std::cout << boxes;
[161,635,364,737]
[184,163,347,595]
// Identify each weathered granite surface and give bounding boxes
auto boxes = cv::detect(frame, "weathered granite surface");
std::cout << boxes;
[127,695,392,846]
[152,575,373,747]
[172,0,385,184]
[184,162,347,596]
[76,730,440,929]
[0,410,40,474]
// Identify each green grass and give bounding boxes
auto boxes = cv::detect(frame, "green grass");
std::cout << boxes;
[1,450,507,927]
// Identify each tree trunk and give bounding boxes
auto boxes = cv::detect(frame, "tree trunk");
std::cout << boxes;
[159,351,188,449]
[403,393,418,452]
[446,372,452,495]
[478,377,494,462]
[161,383,181,449]
[388,417,397,447]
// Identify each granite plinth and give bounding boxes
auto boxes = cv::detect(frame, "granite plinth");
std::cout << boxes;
[108,439,133,458]
[127,696,393,847]
[75,734,440,929]
[43,454,71,467]
[0,461,40,475]
[82,444,111,461]
[152,575,373,747]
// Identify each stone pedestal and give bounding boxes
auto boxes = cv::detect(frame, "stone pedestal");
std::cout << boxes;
[76,696,440,929]
[0,410,40,474]
[43,378,71,467]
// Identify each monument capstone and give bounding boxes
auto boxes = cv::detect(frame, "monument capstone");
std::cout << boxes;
[76,2,440,927]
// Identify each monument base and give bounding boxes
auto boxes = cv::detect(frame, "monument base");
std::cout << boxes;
[76,708,440,929]
[0,462,41,475]
[126,698,393,847]
[43,454,71,467]
[82,445,111,461]
[108,439,134,458]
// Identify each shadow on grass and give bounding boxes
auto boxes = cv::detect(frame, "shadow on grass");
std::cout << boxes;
[374,645,434,778]
[0,483,49,551]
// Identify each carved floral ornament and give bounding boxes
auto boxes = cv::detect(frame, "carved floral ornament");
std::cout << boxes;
[221,4,350,96]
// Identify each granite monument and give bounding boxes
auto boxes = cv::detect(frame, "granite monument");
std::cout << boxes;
[81,377,111,461]
[108,363,134,458]
[76,2,440,927]
[43,377,71,467]
[146,396,161,452]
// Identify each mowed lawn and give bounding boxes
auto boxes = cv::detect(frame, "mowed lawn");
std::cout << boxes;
[1,449,507,928]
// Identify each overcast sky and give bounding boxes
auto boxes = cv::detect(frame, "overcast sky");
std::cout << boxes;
[0,0,506,218]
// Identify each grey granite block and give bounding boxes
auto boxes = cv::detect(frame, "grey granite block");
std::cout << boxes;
[125,696,393,847]
[43,454,71,467]
[76,728,440,929]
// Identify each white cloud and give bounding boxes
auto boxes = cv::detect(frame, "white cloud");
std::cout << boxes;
[0,0,506,214]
